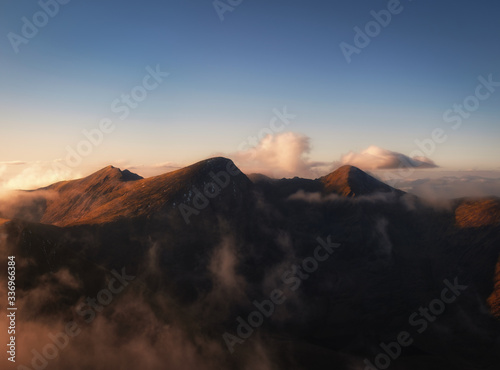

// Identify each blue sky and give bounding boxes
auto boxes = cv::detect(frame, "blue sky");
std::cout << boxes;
[1,0,500,187]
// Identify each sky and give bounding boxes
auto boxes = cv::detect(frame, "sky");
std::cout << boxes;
[0,0,500,192]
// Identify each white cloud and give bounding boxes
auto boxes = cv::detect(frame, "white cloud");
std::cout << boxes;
[230,132,327,178]
[340,146,437,170]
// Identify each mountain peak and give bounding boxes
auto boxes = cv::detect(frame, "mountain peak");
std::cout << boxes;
[320,165,402,197]
[332,165,365,179]
[172,157,246,184]
[44,166,142,193]
[200,157,238,172]
[90,165,143,182]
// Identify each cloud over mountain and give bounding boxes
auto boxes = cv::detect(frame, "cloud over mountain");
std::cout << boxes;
[340,146,438,170]
[231,132,327,178]
[229,136,437,179]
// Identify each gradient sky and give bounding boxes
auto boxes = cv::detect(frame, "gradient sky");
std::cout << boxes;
[1,0,500,179]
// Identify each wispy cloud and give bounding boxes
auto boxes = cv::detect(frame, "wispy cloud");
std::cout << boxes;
[0,161,78,190]
[397,175,500,199]
[0,160,26,165]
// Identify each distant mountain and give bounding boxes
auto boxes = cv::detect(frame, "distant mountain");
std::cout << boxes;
[319,165,404,197]
[1,157,500,370]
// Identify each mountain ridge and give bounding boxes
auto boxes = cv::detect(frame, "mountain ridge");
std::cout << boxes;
[37,157,250,226]
[3,158,498,228]
[24,159,395,226]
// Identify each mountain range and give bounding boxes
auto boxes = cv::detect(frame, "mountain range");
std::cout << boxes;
[1,157,500,370]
